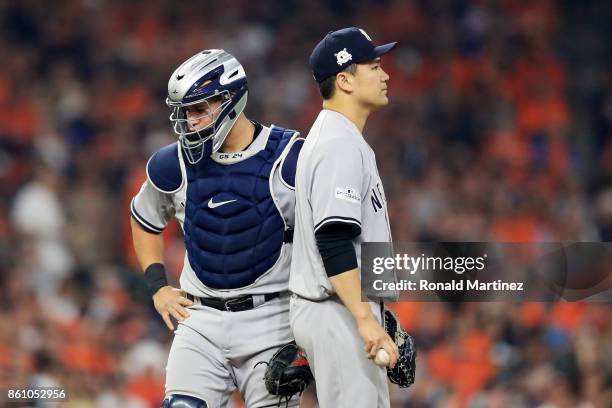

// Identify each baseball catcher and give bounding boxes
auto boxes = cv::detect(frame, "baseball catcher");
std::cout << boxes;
[384,308,417,387]
[257,342,313,407]
[130,48,309,408]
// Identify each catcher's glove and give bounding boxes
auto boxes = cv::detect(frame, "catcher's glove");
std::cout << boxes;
[256,342,313,407]
[384,308,416,387]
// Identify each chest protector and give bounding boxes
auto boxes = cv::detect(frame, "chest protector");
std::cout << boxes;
[183,127,296,289]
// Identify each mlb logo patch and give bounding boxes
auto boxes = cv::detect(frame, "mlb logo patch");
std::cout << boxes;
[335,187,361,204]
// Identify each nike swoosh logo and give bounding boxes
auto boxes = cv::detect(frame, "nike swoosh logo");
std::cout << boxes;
[208,198,237,209]
[177,74,184,80]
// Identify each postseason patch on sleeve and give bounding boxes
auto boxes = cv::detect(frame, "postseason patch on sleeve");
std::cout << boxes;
[335,187,361,204]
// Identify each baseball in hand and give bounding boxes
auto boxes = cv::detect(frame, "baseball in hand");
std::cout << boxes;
[374,349,390,367]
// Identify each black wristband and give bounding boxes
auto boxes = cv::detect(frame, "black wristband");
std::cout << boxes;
[144,263,168,296]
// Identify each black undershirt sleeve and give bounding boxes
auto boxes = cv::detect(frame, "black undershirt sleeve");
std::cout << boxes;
[315,222,362,277]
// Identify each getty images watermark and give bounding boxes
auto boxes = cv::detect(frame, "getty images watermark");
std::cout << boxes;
[361,242,612,302]
[371,252,524,291]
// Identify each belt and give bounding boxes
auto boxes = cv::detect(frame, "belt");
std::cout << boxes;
[185,292,281,312]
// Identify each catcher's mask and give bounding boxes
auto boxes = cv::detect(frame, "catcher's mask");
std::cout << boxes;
[166,49,248,164]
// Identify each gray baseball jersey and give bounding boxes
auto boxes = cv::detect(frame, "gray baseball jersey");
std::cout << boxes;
[290,109,392,300]
[132,125,298,298]
[289,109,393,408]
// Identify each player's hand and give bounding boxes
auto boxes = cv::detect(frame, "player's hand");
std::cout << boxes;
[152,286,194,331]
[356,315,399,369]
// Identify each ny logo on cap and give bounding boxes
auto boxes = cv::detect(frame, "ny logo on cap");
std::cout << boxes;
[335,48,352,66]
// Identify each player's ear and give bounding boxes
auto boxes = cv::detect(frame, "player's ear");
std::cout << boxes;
[335,71,354,94]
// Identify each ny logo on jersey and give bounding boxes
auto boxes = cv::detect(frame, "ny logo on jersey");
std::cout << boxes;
[335,48,352,66]
[371,183,384,212]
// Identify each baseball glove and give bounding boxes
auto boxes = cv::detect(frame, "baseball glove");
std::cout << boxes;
[256,342,313,407]
[384,308,417,387]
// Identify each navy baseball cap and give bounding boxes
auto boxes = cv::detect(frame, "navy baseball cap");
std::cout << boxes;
[309,27,397,83]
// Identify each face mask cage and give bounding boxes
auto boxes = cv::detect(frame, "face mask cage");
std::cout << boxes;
[168,90,231,164]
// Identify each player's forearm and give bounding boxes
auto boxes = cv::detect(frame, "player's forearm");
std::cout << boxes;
[329,269,376,322]
[130,216,165,271]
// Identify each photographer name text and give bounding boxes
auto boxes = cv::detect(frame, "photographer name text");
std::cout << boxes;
[373,279,524,291]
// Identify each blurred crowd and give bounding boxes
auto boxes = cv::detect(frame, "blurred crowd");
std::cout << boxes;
[1,0,611,407]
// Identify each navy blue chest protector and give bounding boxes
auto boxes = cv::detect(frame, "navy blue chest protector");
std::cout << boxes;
[183,127,294,289]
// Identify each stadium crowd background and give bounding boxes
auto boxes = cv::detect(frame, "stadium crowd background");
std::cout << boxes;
[1,0,611,406]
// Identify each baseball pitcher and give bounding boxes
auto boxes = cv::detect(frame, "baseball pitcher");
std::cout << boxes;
[290,28,407,407]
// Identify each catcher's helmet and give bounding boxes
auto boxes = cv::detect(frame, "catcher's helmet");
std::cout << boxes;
[166,49,248,164]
